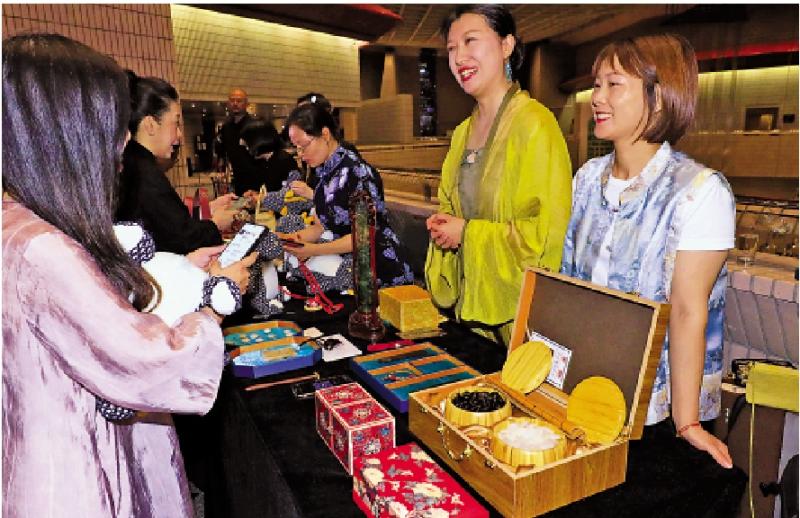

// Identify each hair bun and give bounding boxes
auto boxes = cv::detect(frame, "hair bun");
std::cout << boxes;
[125,69,139,92]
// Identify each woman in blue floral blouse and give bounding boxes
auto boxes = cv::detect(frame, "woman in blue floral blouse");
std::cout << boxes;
[281,103,415,287]
[560,34,734,468]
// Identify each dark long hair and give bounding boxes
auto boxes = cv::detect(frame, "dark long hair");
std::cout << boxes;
[240,117,285,158]
[441,5,524,76]
[127,71,178,134]
[3,34,156,310]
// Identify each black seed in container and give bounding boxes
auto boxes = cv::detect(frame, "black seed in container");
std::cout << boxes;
[451,390,505,412]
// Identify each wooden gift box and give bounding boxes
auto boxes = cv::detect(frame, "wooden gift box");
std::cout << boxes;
[350,343,480,413]
[408,268,669,517]
[378,285,442,333]
[316,382,396,475]
[353,441,489,518]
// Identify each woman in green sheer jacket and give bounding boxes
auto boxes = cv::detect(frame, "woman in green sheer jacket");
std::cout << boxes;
[425,5,572,345]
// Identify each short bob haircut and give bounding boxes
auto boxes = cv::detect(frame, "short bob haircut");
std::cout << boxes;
[592,33,698,145]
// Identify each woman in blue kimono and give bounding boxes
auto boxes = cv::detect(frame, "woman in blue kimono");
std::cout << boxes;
[281,103,414,288]
[561,34,735,468]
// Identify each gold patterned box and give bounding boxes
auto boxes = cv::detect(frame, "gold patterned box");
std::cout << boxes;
[378,285,442,333]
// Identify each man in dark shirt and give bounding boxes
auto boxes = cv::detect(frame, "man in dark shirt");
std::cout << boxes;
[215,88,264,195]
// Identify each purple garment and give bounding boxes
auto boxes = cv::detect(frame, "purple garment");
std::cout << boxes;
[2,200,224,517]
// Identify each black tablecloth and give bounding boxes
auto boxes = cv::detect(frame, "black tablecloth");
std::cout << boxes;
[193,298,746,518]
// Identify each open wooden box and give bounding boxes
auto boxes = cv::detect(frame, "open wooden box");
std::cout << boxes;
[409,267,670,517]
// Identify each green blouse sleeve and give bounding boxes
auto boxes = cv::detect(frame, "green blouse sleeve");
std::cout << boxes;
[458,115,572,325]
[425,135,464,310]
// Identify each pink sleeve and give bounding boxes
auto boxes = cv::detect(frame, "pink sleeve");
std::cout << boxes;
[17,231,224,414]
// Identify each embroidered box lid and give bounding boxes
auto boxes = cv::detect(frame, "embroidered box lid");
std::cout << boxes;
[317,382,371,407]
[353,442,488,518]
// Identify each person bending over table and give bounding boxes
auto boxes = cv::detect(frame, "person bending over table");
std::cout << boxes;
[239,116,296,193]
[282,103,415,288]
[2,33,255,517]
[425,4,572,345]
[117,72,237,254]
[560,33,735,469]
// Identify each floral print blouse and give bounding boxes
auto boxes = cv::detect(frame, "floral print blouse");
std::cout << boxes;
[561,143,734,424]
[313,146,414,287]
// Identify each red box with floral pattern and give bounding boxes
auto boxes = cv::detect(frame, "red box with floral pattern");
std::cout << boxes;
[352,442,488,518]
[315,382,395,474]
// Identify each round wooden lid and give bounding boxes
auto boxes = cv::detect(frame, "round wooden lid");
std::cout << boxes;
[566,376,627,445]
[501,340,552,394]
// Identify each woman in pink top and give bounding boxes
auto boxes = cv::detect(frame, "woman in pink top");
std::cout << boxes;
[2,34,254,517]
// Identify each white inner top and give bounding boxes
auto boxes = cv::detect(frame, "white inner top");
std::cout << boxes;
[589,174,735,286]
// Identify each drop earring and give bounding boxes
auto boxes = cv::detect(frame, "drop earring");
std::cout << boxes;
[504,60,513,82]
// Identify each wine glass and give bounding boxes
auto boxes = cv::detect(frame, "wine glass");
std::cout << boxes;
[737,233,759,266]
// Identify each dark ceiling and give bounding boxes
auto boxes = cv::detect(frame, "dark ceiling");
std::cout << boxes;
[192,4,695,47]
[375,4,693,48]
[191,4,402,41]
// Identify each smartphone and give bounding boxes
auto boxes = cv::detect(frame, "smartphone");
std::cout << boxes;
[218,223,266,268]
[291,374,353,400]
[280,238,304,249]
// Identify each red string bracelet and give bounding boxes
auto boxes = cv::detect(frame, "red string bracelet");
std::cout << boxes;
[676,421,701,438]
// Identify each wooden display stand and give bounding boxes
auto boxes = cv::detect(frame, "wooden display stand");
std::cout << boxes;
[409,268,670,517]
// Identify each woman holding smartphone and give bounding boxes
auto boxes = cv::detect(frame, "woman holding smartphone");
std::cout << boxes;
[2,34,254,516]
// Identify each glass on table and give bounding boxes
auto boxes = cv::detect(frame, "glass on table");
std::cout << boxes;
[786,236,799,258]
[767,217,793,256]
[736,233,759,266]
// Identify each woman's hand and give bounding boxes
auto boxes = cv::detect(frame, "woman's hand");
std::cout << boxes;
[425,213,446,231]
[669,249,730,468]
[211,208,237,232]
[428,213,466,249]
[209,193,237,213]
[208,251,259,293]
[289,180,313,200]
[242,190,260,207]
[679,424,733,469]
[283,240,319,261]
[186,244,226,270]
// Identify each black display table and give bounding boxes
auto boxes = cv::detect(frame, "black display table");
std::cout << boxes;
[194,299,746,518]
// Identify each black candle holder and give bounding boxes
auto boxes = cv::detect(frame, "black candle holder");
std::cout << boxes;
[347,190,385,341]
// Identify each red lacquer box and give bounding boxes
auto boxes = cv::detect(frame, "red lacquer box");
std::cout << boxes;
[315,382,396,475]
[353,442,489,518]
